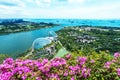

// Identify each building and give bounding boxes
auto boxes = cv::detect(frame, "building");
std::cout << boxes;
[75,35,96,43]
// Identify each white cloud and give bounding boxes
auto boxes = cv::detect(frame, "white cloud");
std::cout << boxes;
[68,0,86,3]
[0,0,120,19]
[0,0,26,18]
[26,0,34,3]
[35,0,51,7]
[0,0,25,7]
[35,0,42,6]
[44,0,51,3]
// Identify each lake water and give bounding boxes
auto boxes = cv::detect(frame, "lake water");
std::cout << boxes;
[0,19,120,57]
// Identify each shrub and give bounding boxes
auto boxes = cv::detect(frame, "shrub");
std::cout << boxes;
[0,52,120,80]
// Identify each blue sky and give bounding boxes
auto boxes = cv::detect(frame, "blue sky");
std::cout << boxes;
[0,0,120,19]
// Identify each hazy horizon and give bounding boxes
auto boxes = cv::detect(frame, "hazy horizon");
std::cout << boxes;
[0,18,120,20]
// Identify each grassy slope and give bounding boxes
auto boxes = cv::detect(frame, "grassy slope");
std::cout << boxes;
[55,47,69,57]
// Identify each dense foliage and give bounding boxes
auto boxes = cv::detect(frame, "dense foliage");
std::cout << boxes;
[0,52,120,80]
[57,27,120,54]
[0,54,10,64]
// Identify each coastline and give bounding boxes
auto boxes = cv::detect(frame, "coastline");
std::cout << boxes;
[0,19,60,35]
[0,26,56,36]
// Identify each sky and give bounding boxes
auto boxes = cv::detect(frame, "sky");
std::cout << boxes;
[0,0,120,19]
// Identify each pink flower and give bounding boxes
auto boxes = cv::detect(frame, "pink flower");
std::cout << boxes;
[90,59,95,63]
[0,64,13,72]
[69,66,77,71]
[51,57,66,67]
[65,54,72,59]
[77,57,87,65]
[114,52,120,58]
[69,70,75,75]
[34,61,42,67]
[0,72,13,80]
[81,68,91,78]
[71,76,74,80]
[112,59,116,62]
[39,65,51,73]
[104,62,112,69]
[63,70,68,76]
[41,59,48,65]
[50,73,60,80]
[22,75,27,80]
[36,77,42,80]
[117,68,120,76]
[3,58,14,65]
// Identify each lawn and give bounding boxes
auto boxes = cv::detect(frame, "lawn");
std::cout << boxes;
[55,47,69,57]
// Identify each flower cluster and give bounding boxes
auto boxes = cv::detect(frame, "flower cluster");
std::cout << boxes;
[117,68,120,76]
[0,52,120,80]
[103,52,120,70]
[114,52,120,58]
